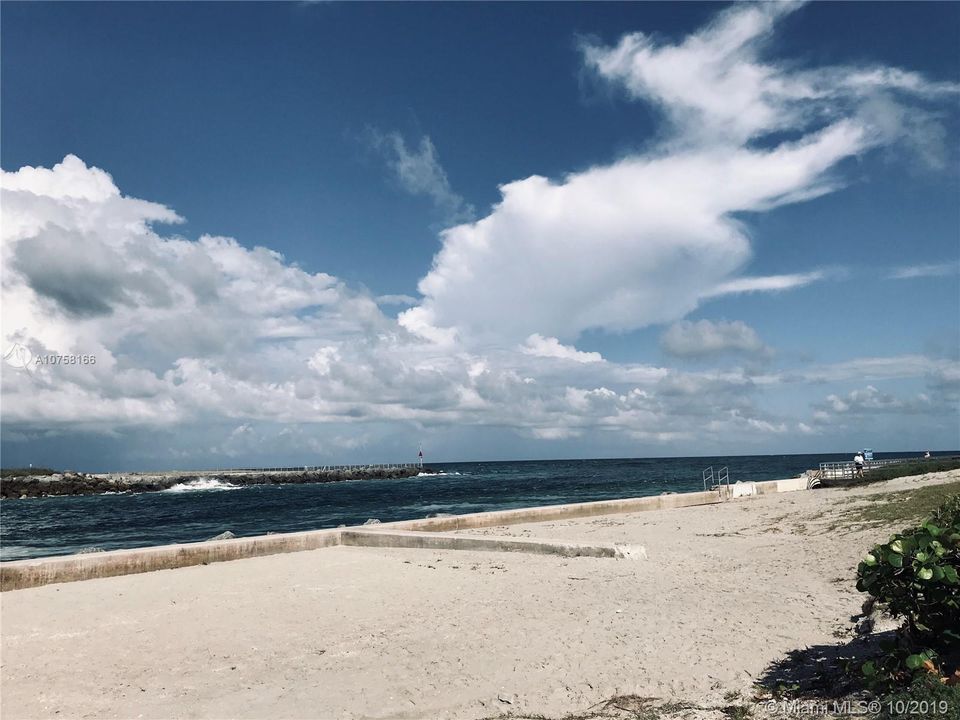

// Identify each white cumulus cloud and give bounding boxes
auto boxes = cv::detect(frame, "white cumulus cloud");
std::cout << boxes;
[0,157,812,453]
[581,2,958,147]
[400,3,954,348]
[521,334,604,364]
[3,2,958,462]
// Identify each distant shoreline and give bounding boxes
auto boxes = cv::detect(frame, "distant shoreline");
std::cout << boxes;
[0,466,432,500]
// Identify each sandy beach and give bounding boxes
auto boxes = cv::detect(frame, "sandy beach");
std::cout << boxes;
[2,469,958,720]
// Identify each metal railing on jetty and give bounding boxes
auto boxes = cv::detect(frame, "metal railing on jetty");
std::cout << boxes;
[698,456,948,493]
[819,456,930,481]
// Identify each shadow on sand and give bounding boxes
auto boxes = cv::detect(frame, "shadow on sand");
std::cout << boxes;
[755,630,895,698]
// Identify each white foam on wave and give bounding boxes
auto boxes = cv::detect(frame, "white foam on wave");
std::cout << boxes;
[418,471,462,477]
[164,477,242,493]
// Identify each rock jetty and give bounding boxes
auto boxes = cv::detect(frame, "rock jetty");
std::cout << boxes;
[1,466,431,500]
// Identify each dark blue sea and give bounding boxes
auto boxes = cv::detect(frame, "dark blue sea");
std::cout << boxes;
[0,452,944,561]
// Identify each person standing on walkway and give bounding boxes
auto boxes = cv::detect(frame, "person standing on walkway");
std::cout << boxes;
[854,451,865,478]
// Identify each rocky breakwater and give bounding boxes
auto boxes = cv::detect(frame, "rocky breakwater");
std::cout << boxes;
[2,472,142,499]
[1,466,432,499]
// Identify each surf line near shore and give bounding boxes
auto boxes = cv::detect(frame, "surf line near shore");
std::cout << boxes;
[1,464,433,500]
[0,474,812,591]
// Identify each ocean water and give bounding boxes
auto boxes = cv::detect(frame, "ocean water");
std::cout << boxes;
[0,452,941,561]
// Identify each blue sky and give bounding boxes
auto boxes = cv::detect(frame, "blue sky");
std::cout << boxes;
[1,1,958,470]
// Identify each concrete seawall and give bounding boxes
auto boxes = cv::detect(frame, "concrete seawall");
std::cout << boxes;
[1,478,810,591]
[1,529,342,591]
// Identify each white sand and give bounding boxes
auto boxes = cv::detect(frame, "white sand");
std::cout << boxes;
[2,469,957,720]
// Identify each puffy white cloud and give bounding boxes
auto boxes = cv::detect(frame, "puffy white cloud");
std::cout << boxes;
[817,385,934,415]
[2,154,121,202]
[0,154,794,453]
[745,418,788,434]
[400,3,954,348]
[521,334,603,364]
[803,363,958,442]
[929,365,960,392]
[2,157,381,428]
[661,320,768,358]
[581,3,958,148]
[4,155,954,459]
[4,2,959,462]
[581,2,801,145]
[401,122,864,344]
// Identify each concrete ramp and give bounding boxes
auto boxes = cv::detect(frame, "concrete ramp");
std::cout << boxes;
[1,528,646,591]
[340,529,644,559]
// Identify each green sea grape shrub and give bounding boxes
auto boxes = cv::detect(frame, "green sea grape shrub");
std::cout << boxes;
[856,495,960,682]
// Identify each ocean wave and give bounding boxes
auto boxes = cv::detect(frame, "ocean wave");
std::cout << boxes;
[396,502,487,514]
[418,471,462,477]
[164,478,242,493]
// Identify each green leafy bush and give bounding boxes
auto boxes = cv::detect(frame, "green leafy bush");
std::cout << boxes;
[857,494,960,684]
